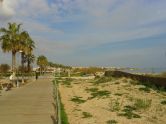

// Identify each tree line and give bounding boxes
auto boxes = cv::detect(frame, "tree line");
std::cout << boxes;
[48,62,71,69]
[0,22,71,75]
[0,23,35,74]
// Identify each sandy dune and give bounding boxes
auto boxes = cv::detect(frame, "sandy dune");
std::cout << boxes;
[59,77,166,124]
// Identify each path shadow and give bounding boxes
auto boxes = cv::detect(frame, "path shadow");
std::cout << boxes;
[51,102,57,124]
[51,115,57,124]
[52,102,57,111]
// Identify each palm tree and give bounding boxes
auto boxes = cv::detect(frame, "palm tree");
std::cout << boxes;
[37,55,48,74]
[17,31,35,83]
[0,23,22,73]
[19,31,35,73]
[24,54,35,72]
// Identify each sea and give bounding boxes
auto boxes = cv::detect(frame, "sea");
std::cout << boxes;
[121,68,166,74]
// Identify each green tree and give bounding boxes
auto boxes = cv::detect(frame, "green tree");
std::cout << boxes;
[37,55,48,74]
[25,54,35,72]
[48,61,72,69]
[0,64,10,73]
[0,23,22,73]
[19,31,35,72]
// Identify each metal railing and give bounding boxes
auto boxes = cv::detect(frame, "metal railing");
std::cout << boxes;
[53,79,61,124]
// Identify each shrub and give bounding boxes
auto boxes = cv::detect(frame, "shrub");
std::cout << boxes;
[86,87,110,99]
[70,96,86,104]
[157,86,166,93]
[94,77,112,84]
[0,64,10,73]
[109,98,121,112]
[134,98,152,110]
[58,94,69,124]
[129,80,139,85]
[161,100,166,105]
[118,105,141,119]
[61,78,73,86]
[91,90,110,99]
[139,87,151,93]
[61,100,69,124]
[106,120,118,124]
[82,112,93,118]
[122,78,128,83]
[85,87,99,92]
[114,93,123,96]
[114,81,120,84]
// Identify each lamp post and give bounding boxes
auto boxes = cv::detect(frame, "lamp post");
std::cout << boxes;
[19,50,24,84]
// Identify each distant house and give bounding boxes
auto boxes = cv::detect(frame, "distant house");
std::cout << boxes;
[33,67,40,71]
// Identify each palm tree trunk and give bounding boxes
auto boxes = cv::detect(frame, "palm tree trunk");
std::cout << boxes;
[21,52,24,71]
[40,67,42,75]
[21,52,24,83]
[12,51,16,73]
[27,60,31,72]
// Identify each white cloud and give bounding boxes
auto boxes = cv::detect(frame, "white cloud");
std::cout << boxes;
[22,19,64,35]
[0,0,15,20]
[0,0,58,20]
[26,0,165,50]
[18,0,52,17]
[0,0,166,67]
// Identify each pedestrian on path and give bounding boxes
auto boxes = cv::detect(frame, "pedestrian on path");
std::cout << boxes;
[35,71,38,80]
[9,72,17,87]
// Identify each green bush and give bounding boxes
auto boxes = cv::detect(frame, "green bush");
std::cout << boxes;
[85,87,99,92]
[134,98,152,110]
[0,72,12,77]
[90,90,110,99]
[71,96,86,104]
[129,80,139,85]
[107,120,118,124]
[94,77,112,84]
[161,100,166,105]
[60,101,69,124]
[61,78,73,86]
[118,105,141,119]
[86,87,110,99]
[114,93,123,96]
[109,98,121,112]
[114,81,120,85]
[82,112,93,118]
[139,87,151,93]
[53,80,69,124]
[0,64,10,73]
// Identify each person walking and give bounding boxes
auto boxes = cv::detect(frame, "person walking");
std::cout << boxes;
[9,72,17,87]
[35,71,38,80]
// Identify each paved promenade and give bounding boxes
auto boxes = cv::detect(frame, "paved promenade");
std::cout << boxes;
[0,78,55,124]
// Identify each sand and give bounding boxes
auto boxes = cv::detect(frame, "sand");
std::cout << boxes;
[59,77,166,124]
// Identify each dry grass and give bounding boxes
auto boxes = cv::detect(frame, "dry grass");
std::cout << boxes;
[58,77,166,124]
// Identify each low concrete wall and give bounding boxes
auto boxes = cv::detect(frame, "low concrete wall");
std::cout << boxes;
[105,71,166,88]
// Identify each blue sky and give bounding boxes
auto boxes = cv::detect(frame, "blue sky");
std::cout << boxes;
[0,0,166,68]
